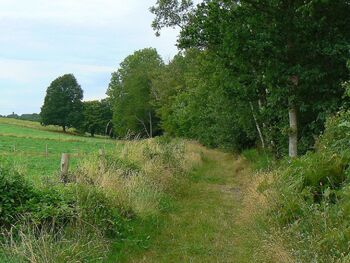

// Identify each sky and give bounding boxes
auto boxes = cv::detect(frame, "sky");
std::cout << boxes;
[0,0,180,115]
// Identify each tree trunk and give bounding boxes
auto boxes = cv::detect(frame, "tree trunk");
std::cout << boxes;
[149,112,153,138]
[288,105,298,158]
[249,101,265,149]
[62,126,66,132]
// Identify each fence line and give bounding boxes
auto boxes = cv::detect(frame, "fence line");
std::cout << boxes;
[0,143,97,157]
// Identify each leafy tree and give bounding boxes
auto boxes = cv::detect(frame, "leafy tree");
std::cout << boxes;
[40,74,84,132]
[150,0,194,36]
[152,49,256,150]
[82,100,112,137]
[107,48,164,138]
[151,0,350,156]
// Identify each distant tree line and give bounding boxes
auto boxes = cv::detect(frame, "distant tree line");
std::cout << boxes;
[0,112,41,122]
[39,0,350,157]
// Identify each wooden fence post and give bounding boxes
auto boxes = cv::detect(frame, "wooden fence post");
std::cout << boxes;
[60,153,70,184]
[13,145,16,152]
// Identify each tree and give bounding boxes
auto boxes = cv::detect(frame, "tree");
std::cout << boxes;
[152,49,256,150]
[40,74,84,132]
[151,0,350,157]
[82,99,112,137]
[150,0,194,36]
[107,48,164,138]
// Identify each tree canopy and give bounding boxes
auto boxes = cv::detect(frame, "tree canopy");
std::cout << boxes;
[107,48,164,138]
[151,0,350,156]
[40,74,84,132]
[81,99,112,137]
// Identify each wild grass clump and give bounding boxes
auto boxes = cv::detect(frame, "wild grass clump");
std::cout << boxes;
[75,138,200,218]
[259,110,350,262]
[241,148,275,171]
[0,137,201,262]
[1,223,109,263]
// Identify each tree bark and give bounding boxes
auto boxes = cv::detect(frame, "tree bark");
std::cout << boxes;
[62,126,66,132]
[249,101,265,149]
[149,112,153,138]
[288,75,299,158]
[288,105,298,158]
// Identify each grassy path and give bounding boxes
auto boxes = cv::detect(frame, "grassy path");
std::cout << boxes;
[126,149,272,263]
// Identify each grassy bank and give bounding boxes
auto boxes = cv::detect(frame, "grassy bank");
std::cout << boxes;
[242,110,350,262]
[0,119,284,262]
[0,138,201,262]
[5,115,350,262]
[0,119,203,262]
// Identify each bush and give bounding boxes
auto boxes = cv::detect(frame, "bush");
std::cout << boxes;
[317,110,350,152]
[0,166,35,227]
[0,165,76,229]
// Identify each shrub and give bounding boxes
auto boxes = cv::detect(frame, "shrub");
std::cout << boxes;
[317,110,350,152]
[0,166,35,227]
[0,165,75,229]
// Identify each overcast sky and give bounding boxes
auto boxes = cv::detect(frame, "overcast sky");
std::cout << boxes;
[0,0,180,115]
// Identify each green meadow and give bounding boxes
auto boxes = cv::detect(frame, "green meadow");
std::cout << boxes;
[0,118,118,182]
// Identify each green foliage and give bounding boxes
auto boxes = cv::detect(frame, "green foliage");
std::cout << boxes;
[0,120,198,261]
[151,0,350,155]
[74,185,126,238]
[241,149,274,171]
[265,110,350,261]
[0,164,75,228]
[152,49,257,150]
[317,110,350,152]
[40,74,84,132]
[3,113,41,122]
[0,166,35,226]
[150,0,193,36]
[82,99,112,137]
[107,48,163,138]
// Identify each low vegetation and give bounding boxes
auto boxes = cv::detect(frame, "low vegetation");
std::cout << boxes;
[1,1,350,262]
[239,109,350,262]
[0,119,202,262]
[0,118,116,182]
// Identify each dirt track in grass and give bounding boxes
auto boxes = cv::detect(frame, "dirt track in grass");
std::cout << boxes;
[125,148,291,263]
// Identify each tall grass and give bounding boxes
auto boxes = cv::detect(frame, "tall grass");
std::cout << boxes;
[251,110,350,262]
[241,148,275,171]
[0,137,202,262]
[1,223,109,263]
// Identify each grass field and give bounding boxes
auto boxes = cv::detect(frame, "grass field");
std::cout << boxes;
[0,118,289,262]
[0,118,118,182]
[0,119,206,262]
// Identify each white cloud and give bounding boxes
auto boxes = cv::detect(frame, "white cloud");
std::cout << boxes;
[0,0,181,114]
